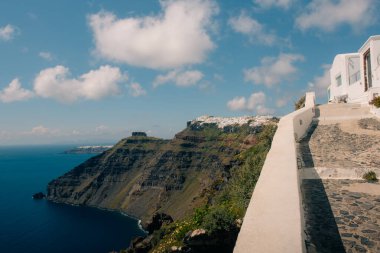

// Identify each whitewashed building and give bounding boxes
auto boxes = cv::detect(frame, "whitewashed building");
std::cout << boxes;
[328,35,380,104]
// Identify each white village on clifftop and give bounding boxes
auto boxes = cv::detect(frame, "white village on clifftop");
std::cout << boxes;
[190,115,275,129]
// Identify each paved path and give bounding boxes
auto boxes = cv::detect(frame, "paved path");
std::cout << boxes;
[298,104,380,253]
[302,179,380,253]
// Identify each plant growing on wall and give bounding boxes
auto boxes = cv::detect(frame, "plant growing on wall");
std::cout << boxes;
[369,96,380,108]
[362,171,378,182]
[294,95,306,111]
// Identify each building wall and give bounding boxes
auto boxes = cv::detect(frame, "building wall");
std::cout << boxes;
[346,55,366,103]
[330,36,380,104]
[329,55,347,100]
[371,40,380,89]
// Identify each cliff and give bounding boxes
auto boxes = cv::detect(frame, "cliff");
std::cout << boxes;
[47,116,277,224]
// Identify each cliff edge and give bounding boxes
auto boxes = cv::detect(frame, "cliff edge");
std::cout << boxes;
[47,116,277,224]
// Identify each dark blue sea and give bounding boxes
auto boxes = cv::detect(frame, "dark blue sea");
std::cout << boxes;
[0,145,145,253]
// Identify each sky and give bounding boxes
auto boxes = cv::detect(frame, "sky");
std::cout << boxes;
[0,0,379,145]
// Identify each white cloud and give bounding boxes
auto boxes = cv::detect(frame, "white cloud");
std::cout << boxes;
[308,64,331,97]
[19,125,60,137]
[88,0,218,69]
[229,12,276,45]
[128,82,147,97]
[31,125,54,135]
[0,24,18,41]
[39,51,54,61]
[253,0,295,9]
[244,53,304,87]
[256,105,275,115]
[0,79,34,103]
[246,92,267,110]
[33,65,124,103]
[227,91,274,115]
[153,69,204,88]
[276,97,289,107]
[296,0,376,32]
[227,96,246,111]
[95,125,109,133]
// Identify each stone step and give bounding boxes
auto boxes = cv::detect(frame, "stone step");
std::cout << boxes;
[316,104,371,121]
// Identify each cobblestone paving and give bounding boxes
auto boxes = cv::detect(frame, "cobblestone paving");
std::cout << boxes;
[359,118,380,131]
[308,124,380,169]
[302,179,380,253]
[300,116,380,253]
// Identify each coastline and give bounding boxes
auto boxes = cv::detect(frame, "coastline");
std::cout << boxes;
[47,198,147,233]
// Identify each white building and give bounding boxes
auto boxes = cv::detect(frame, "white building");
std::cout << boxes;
[328,35,380,104]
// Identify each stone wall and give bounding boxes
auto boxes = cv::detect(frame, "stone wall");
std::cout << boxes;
[234,92,315,253]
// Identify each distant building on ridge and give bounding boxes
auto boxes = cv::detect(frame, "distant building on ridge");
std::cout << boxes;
[132,132,147,137]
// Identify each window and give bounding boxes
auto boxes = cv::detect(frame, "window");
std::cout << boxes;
[348,56,360,85]
[336,75,342,87]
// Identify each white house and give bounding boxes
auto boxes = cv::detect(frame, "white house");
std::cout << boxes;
[328,35,380,104]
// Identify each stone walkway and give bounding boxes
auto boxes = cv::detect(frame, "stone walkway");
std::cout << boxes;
[302,179,380,253]
[298,109,380,253]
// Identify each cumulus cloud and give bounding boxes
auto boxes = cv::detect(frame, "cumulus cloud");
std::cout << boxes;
[0,79,34,103]
[153,69,204,88]
[18,125,61,137]
[128,82,147,97]
[0,24,19,41]
[88,0,218,69]
[296,0,376,32]
[308,64,331,97]
[30,125,54,135]
[227,96,247,111]
[227,91,274,115]
[253,0,295,9]
[39,51,54,61]
[33,65,124,103]
[229,12,277,45]
[244,53,304,87]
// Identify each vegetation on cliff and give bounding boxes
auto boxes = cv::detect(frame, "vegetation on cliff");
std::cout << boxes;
[47,118,277,252]
[141,125,276,253]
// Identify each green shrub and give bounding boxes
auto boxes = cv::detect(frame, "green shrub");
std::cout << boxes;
[363,171,378,182]
[203,206,237,234]
[149,124,277,252]
[294,95,306,110]
[193,206,210,226]
[369,96,380,108]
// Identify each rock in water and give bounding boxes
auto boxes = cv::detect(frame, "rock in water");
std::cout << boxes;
[143,213,174,234]
[32,192,46,199]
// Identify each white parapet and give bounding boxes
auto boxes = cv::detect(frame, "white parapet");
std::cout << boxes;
[234,92,316,253]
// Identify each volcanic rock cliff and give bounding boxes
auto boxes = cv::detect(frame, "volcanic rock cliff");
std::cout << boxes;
[47,116,277,223]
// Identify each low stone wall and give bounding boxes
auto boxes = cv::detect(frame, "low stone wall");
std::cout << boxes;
[370,106,380,118]
[234,92,315,253]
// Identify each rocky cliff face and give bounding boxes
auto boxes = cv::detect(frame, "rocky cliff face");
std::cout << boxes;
[47,117,277,223]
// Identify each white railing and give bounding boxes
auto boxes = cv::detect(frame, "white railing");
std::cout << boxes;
[234,92,316,253]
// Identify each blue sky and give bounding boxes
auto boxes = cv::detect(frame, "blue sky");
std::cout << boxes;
[0,0,379,145]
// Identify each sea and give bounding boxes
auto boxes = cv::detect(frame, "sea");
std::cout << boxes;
[0,145,146,253]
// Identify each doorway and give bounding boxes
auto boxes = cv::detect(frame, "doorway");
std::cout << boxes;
[364,49,372,91]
